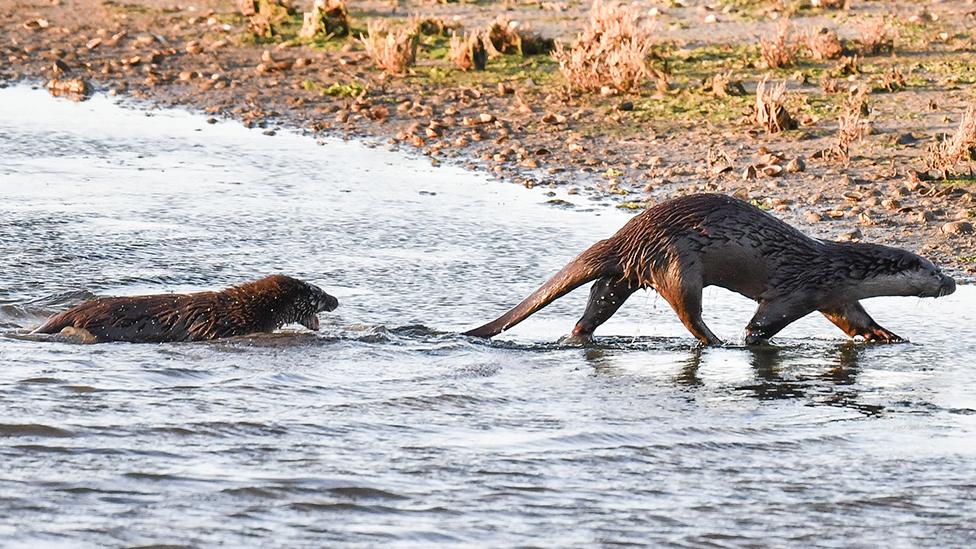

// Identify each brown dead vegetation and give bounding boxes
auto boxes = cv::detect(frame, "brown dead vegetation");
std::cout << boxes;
[485,17,554,56]
[551,0,666,94]
[359,21,418,74]
[754,78,796,133]
[760,21,800,69]
[805,27,844,60]
[826,88,871,162]
[927,107,976,179]
[238,0,291,38]
[449,31,487,71]
[300,0,349,40]
[858,17,895,56]
[811,0,849,8]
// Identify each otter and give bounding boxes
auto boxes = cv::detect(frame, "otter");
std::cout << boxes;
[32,274,339,343]
[465,193,956,345]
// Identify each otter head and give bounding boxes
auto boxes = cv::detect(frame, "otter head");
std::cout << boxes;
[253,275,339,332]
[291,281,339,331]
[848,245,956,299]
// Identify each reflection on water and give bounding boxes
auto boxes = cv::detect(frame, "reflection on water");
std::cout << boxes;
[1,86,975,547]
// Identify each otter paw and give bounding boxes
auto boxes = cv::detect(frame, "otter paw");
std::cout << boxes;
[862,329,905,344]
[744,332,769,346]
[558,333,594,346]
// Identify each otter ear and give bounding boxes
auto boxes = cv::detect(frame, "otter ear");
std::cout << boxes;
[896,256,922,270]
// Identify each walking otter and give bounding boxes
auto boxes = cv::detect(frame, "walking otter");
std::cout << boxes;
[465,194,956,345]
[33,274,339,343]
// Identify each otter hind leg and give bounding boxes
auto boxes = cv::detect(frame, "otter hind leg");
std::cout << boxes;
[745,298,815,345]
[820,302,904,343]
[657,275,722,346]
[561,276,639,344]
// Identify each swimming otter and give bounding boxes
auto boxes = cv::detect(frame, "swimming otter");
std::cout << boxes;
[465,194,956,345]
[33,274,339,343]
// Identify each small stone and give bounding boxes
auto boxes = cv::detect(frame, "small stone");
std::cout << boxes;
[805,211,822,223]
[23,18,50,31]
[185,41,202,54]
[881,198,900,210]
[941,221,974,235]
[541,112,566,124]
[786,157,805,173]
[732,188,750,200]
[839,229,862,242]
[206,117,217,124]
[911,210,934,224]
[135,33,155,46]
[618,101,634,111]
[479,113,495,123]
[178,70,193,81]
[895,133,919,145]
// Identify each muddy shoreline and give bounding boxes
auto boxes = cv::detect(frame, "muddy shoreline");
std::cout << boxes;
[2,0,974,278]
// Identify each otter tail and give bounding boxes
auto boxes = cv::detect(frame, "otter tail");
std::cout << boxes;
[463,250,611,338]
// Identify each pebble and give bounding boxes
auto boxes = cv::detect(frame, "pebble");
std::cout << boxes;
[911,210,934,224]
[941,221,974,235]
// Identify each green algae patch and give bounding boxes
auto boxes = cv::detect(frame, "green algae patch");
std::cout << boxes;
[302,80,366,98]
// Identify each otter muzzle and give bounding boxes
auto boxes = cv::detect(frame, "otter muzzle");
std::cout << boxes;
[937,275,956,298]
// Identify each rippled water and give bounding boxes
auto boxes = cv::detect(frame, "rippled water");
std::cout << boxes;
[1,85,975,548]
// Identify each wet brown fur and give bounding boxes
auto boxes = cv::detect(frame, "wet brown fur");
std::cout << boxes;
[33,274,338,343]
[465,194,956,345]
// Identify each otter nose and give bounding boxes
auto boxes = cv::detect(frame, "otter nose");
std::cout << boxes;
[320,293,340,312]
[938,274,956,297]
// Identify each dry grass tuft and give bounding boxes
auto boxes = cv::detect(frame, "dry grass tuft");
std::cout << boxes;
[449,31,488,71]
[485,16,554,56]
[359,20,419,74]
[710,70,746,97]
[829,54,860,78]
[551,0,666,94]
[805,27,844,60]
[413,16,461,37]
[858,17,895,56]
[820,74,839,93]
[927,107,976,178]
[300,0,349,39]
[828,88,871,162]
[810,0,849,8]
[754,78,797,133]
[239,0,292,38]
[760,21,800,69]
[875,67,905,92]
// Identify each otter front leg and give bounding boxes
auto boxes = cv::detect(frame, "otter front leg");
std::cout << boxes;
[745,299,815,345]
[820,302,904,343]
[563,277,638,343]
[657,281,722,346]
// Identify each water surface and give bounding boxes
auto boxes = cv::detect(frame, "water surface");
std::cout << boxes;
[1,86,974,548]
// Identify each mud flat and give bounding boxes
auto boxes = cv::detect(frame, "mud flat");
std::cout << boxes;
[1,0,974,276]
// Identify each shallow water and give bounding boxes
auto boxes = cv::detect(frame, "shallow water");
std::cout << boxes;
[1,86,974,548]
